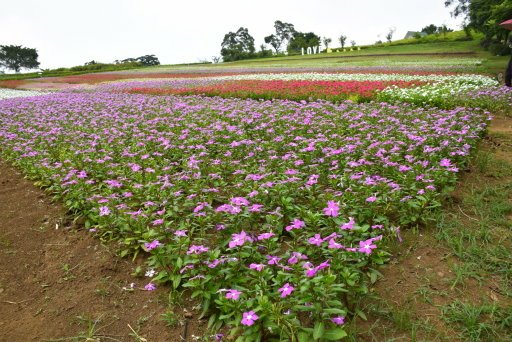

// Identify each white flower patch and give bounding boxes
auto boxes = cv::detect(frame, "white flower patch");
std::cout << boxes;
[0,88,48,101]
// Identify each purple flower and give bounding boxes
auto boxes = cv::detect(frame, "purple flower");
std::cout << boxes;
[144,282,156,291]
[225,289,242,300]
[323,200,340,217]
[174,230,187,237]
[241,311,259,326]
[278,283,295,298]
[366,196,377,203]
[331,316,345,325]
[99,206,110,216]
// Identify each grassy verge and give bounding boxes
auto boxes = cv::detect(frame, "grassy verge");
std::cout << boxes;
[349,115,512,341]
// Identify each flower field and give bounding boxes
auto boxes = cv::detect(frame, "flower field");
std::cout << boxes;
[0,85,493,340]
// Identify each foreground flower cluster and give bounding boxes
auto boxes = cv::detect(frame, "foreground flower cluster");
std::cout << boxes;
[0,92,489,339]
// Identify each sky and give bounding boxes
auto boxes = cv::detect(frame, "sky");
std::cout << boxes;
[0,0,464,70]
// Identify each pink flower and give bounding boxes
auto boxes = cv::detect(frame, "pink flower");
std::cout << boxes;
[323,200,340,217]
[358,239,377,255]
[366,196,377,203]
[257,232,275,240]
[152,219,164,226]
[331,316,345,325]
[229,231,252,248]
[340,217,356,230]
[225,289,242,300]
[230,197,249,206]
[144,240,163,250]
[278,283,295,298]
[241,311,259,326]
[266,255,281,265]
[249,263,265,271]
[187,245,209,255]
[440,158,452,167]
[285,218,306,232]
[308,234,323,247]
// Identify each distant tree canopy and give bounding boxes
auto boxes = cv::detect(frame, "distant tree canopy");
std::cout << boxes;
[115,55,160,66]
[420,24,454,35]
[221,27,256,62]
[0,45,40,73]
[287,31,321,53]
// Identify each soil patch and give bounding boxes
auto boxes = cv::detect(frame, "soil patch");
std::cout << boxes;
[0,162,205,341]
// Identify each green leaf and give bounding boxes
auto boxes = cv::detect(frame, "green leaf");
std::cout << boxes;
[313,321,325,340]
[322,308,346,315]
[298,331,311,342]
[323,328,347,340]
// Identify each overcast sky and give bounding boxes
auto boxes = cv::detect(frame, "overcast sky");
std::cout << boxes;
[1,0,463,69]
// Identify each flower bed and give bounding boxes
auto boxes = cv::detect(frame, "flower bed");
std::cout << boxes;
[127,79,426,102]
[0,92,489,340]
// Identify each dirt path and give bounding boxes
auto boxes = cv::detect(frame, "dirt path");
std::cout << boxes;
[0,162,205,341]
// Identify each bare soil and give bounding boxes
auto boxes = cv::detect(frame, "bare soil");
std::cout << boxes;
[0,163,205,341]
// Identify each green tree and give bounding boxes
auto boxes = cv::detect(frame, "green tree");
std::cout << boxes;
[264,20,295,53]
[136,55,160,66]
[264,34,281,53]
[221,27,256,62]
[422,24,438,35]
[0,45,40,73]
[287,31,321,53]
[323,37,332,50]
[445,0,512,43]
[339,34,347,48]
[385,28,396,43]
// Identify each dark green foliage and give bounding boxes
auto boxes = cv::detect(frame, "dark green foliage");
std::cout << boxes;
[287,31,321,53]
[220,27,256,62]
[422,24,439,35]
[0,45,40,73]
[446,0,512,51]
[264,21,296,54]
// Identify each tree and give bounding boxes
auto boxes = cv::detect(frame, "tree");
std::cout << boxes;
[0,45,40,73]
[212,56,221,64]
[323,37,332,50]
[264,20,295,53]
[385,28,396,43]
[287,31,321,53]
[422,24,438,35]
[264,34,281,53]
[339,35,347,48]
[221,27,256,62]
[350,40,356,47]
[445,0,512,43]
[136,55,160,66]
